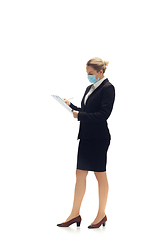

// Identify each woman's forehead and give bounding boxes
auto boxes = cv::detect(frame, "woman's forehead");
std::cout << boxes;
[86,65,96,73]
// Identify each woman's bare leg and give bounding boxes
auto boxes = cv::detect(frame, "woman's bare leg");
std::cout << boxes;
[92,171,109,224]
[65,169,88,222]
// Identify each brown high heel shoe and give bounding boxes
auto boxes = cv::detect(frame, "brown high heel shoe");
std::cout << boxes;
[88,215,107,229]
[57,215,82,227]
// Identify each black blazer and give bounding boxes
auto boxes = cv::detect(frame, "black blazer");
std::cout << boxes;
[70,78,115,140]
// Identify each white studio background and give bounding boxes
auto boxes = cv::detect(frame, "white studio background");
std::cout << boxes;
[0,0,160,239]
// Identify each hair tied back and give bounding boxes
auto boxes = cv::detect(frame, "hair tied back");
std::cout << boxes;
[87,57,109,73]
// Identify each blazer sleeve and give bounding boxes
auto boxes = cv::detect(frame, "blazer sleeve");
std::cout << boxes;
[78,85,115,122]
[70,102,82,112]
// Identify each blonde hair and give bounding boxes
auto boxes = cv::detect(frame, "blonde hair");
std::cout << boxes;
[87,57,109,73]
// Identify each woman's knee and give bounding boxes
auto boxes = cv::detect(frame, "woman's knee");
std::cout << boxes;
[94,171,107,182]
[76,169,88,179]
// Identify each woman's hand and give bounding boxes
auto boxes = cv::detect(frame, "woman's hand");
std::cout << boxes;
[72,110,79,119]
[62,98,70,106]
[63,98,78,118]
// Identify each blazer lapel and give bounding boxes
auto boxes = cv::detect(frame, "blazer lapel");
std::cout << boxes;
[85,79,108,104]
[81,85,92,110]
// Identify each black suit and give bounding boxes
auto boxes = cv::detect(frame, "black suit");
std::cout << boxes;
[70,78,115,172]
[70,79,115,139]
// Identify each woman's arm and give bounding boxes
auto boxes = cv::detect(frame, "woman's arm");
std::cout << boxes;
[78,85,115,122]
[63,85,91,115]
[63,98,81,112]
[70,102,82,112]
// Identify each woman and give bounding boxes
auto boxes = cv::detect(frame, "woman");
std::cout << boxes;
[57,57,115,229]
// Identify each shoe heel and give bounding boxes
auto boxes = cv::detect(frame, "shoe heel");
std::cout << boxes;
[103,222,106,227]
[77,221,81,227]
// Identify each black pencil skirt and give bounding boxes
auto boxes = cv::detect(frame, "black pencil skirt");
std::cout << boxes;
[77,137,110,172]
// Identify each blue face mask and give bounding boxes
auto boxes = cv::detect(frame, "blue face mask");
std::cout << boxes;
[87,75,99,83]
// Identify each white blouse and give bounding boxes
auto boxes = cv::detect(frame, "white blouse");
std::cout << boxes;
[84,76,106,105]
